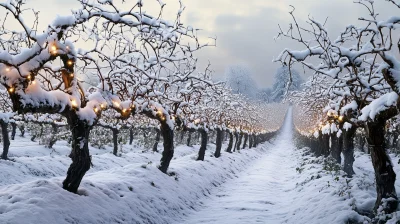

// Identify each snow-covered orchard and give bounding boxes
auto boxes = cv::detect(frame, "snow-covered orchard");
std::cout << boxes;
[3,0,400,223]
[276,0,400,222]
[0,0,291,223]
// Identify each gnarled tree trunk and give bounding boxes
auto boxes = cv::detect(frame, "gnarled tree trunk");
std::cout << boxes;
[214,128,223,158]
[330,133,341,164]
[11,123,16,140]
[342,126,356,177]
[0,120,10,160]
[365,120,397,214]
[197,129,208,161]
[187,131,192,146]
[62,117,92,193]
[226,132,233,153]
[129,127,134,145]
[158,121,174,173]
[112,128,119,156]
[47,124,58,148]
[253,134,258,147]
[322,133,330,157]
[19,124,25,137]
[242,133,248,149]
[233,132,239,152]
[236,132,243,152]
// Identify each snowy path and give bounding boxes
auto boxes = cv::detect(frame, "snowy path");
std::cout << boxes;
[179,107,299,224]
[1,106,376,224]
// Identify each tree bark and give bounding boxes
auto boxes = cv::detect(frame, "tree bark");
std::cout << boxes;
[62,116,92,193]
[249,134,253,149]
[158,121,174,173]
[236,132,243,152]
[342,126,356,177]
[316,131,323,157]
[129,127,134,145]
[47,124,59,148]
[187,131,192,146]
[0,120,10,160]
[365,121,398,213]
[226,132,233,153]
[153,129,161,152]
[112,128,119,156]
[309,136,316,154]
[197,129,208,161]
[322,133,330,157]
[11,123,16,140]
[214,128,223,158]
[19,124,25,137]
[242,133,248,149]
[254,135,259,147]
[330,133,341,164]
[233,132,239,152]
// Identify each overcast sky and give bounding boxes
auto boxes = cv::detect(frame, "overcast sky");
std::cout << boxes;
[8,0,400,88]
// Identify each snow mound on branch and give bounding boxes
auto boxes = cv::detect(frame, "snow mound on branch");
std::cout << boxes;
[359,92,398,121]
[343,122,352,131]
[341,101,358,115]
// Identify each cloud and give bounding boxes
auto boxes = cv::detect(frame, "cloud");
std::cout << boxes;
[181,0,400,88]
[190,6,290,87]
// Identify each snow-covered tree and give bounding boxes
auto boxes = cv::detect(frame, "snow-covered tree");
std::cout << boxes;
[276,1,400,213]
[225,65,258,100]
[270,65,302,103]
[257,88,272,103]
[0,0,207,193]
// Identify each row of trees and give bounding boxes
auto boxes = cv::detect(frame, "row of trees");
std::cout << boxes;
[0,0,282,193]
[276,0,400,215]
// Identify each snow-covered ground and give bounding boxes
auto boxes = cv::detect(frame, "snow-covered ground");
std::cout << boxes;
[0,130,274,224]
[176,106,299,223]
[175,107,400,224]
[2,107,400,223]
[177,106,365,224]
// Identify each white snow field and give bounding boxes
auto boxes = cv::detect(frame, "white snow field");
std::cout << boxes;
[175,107,390,224]
[177,107,298,224]
[1,107,400,223]
[0,129,273,224]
